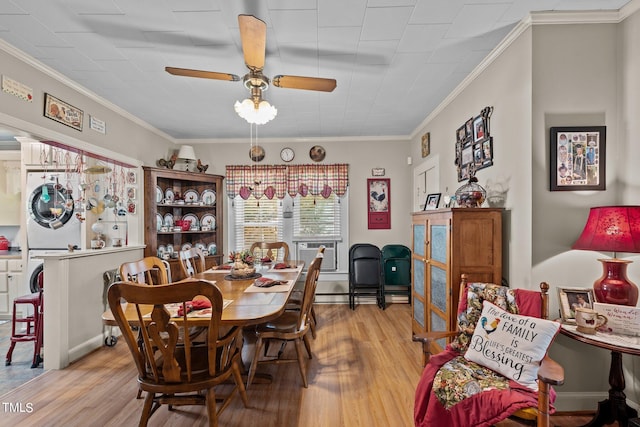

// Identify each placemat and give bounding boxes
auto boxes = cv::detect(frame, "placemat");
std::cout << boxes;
[244,279,295,293]
[224,273,262,281]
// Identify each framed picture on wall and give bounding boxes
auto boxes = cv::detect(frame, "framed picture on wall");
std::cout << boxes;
[368,178,390,229]
[550,126,606,191]
[473,116,486,142]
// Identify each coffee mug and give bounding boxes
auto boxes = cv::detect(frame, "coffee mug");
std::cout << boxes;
[575,307,607,334]
[91,239,105,249]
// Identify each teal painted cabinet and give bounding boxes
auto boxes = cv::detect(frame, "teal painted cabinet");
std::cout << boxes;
[411,208,503,354]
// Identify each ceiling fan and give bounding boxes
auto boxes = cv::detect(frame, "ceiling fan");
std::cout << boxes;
[165,14,337,113]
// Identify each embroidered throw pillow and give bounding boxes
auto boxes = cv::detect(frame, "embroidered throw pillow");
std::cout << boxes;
[464,300,560,391]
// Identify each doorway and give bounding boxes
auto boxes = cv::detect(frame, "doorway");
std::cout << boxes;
[413,154,440,211]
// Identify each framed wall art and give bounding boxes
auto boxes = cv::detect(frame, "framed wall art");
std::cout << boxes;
[550,126,606,191]
[421,132,430,157]
[367,178,390,229]
[557,287,595,324]
[43,93,84,131]
[455,106,494,181]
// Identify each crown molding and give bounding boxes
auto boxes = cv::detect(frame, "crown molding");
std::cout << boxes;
[0,38,176,144]
[178,134,412,145]
[412,7,629,140]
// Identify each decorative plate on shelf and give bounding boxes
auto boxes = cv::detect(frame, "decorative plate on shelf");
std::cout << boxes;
[207,243,217,255]
[163,213,174,227]
[155,186,163,203]
[157,245,166,256]
[195,242,206,252]
[166,244,174,254]
[165,188,175,203]
[201,189,216,206]
[156,213,163,231]
[201,214,216,230]
[181,243,192,251]
[183,189,199,204]
[182,213,199,228]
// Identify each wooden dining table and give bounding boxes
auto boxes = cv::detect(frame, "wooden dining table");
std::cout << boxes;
[102,261,305,328]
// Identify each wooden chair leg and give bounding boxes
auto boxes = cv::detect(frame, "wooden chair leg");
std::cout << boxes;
[247,337,264,389]
[294,338,308,388]
[206,387,217,427]
[231,361,249,408]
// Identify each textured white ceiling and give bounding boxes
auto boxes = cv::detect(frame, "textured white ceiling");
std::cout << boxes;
[0,0,632,141]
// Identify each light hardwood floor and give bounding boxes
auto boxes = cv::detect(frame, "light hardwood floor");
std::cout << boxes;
[0,304,601,426]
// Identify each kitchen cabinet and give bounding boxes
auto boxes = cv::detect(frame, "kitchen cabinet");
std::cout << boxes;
[411,208,502,353]
[143,167,224,281]
[0,258,24,319]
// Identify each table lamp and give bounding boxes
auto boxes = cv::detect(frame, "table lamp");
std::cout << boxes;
[572,206,640,306]
[177,145,197,172]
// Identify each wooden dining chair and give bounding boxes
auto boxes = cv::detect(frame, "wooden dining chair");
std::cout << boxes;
[119,256,169,286]
[108,279,248,427]
[249,241,290,262]
[247,255,323,389]
[286,246,325,338]
[178,247,207,278]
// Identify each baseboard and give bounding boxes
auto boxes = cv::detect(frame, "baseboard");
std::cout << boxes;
[553,391,640,412]
[67,334,104,365]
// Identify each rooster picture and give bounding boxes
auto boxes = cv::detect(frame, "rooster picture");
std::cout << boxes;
[369,180,389,212]
[480,316,500,336]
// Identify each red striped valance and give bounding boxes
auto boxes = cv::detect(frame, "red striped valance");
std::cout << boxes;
[226,164,349,200]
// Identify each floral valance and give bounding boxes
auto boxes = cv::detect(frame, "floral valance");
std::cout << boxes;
[226,164,349,200]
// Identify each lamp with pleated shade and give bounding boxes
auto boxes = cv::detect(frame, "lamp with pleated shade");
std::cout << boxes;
[572,206,640,306]
[177,145,197,172]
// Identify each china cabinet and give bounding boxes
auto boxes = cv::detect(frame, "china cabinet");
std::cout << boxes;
[143,167,223,280]
[411,208,502,352]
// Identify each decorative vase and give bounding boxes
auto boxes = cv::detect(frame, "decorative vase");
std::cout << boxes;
[593,258,638,306]
[455,176,486,208]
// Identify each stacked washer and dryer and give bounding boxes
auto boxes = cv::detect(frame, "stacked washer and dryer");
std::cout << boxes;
[25,172,82,295]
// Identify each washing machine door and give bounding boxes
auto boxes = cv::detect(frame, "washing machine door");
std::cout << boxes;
[28,183,75,229]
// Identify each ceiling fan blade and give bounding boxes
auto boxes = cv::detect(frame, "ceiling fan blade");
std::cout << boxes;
[165,67,240,82]
[272,75,337,92]
[238,15,266,71]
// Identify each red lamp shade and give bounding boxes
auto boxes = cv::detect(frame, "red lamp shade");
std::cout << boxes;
[572,206,640,306]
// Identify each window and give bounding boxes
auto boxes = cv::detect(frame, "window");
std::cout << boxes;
[293,193,341,239]
[232,195,282,251]
[229,191,349,271]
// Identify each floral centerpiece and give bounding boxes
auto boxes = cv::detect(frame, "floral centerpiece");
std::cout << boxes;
[228,250,256,278]
[228,250,254,265]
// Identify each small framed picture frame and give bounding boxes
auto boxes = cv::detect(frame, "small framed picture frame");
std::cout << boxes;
[557,287,595,324]
[421,132,431,157]
[424,193,441,210]
[473,116,486,142]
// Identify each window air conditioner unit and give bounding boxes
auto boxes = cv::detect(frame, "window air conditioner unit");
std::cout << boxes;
[297,242,336,271]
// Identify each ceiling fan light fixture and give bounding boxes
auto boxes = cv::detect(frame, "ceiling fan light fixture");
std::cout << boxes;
[234,98,277,125]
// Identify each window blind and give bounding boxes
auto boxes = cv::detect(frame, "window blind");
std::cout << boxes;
[293,193,341,239]
[233,195,283,251]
